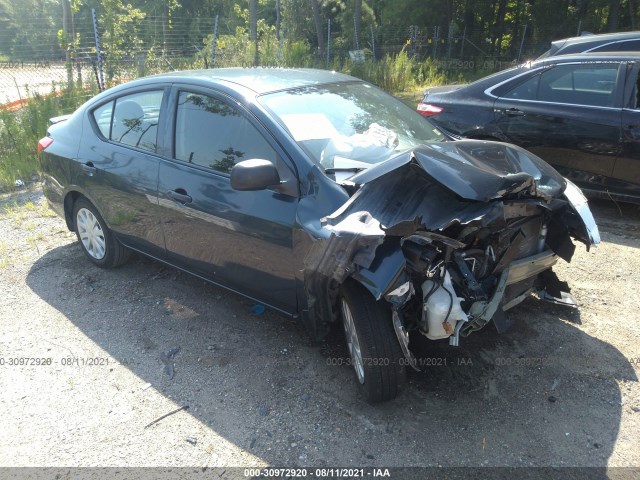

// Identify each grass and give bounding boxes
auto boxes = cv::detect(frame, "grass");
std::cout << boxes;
[1,190,57,228]
[395,86,427,109]
[0,84,98,190]
[0,50,483,191]
[0,242,8,270]
[0,191,71,266]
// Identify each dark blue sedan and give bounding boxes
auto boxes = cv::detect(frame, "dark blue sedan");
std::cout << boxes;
[39,68,599,402]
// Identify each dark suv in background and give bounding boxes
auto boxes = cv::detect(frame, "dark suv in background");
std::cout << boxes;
[537,31,640,58]
[418,53,640,203]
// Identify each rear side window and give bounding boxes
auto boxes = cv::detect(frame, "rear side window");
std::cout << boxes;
[93,101,113,138]
[174,91,278,174]
[92,90,163,152]
[503,75,540,100]
[502,64,619,107]
[590,39,640,52]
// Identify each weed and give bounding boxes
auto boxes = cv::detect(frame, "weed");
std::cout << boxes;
[0,84,98,190]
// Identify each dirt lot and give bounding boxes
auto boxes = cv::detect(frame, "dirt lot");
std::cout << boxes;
[0,186,639,476]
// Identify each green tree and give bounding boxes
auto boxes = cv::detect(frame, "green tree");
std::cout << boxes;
[99,0,146,82]
[0,0,16,58]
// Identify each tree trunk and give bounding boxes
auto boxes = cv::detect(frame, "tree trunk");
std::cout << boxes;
[462,0,475,58]
[354,0,362,50]
[162,0,168,53]
[492,0,508,56]
[249,0,258,65]
[608,0,620,31]
[249,0,257,41]
[630,0,636,29]
[310,0,325,56]
[61,0,73,88]
[276,0,281,40]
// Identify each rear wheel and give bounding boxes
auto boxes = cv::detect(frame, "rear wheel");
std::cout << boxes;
[340,280,406,403]
[73,198,130,268]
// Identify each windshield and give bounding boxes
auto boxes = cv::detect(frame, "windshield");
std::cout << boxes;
[259,82,444,173]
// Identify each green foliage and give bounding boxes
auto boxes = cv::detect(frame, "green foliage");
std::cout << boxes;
[343,48,446,93]
[0,85,97,190]
[99,0,146,83]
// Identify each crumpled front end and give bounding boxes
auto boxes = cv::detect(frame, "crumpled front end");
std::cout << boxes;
[302,143,599,363]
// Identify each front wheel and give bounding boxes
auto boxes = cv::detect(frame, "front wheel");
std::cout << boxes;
[340,280,406,403]
[73,198,130,268]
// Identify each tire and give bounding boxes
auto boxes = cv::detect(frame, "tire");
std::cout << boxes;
[72,198,130,268]
[340,280,407,403]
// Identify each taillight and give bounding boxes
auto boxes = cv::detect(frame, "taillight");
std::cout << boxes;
[417,103,444,117]
[37,137,53,154]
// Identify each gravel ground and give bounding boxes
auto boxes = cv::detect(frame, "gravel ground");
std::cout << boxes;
[0,186,639,476]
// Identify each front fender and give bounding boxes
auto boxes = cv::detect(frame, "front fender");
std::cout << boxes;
[350,239,406,301]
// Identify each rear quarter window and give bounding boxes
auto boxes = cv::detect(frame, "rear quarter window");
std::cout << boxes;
[589,39,640,52]
[92,101,113,138]
[91,90,163,152]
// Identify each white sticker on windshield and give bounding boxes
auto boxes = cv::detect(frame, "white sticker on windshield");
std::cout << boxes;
[280,114,338,141]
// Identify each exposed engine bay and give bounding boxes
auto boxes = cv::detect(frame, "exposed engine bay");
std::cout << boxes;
[301,141,600,368]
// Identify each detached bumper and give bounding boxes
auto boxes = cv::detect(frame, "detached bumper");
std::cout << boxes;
[506,250,558,286]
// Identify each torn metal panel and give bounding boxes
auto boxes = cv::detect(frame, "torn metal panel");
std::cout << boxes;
[351,239,407,301]
[300,143,599,343]
[350,141,567,202]
[327,163,501,231]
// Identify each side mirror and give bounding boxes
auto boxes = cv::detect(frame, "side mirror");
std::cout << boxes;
[230,159,281,191]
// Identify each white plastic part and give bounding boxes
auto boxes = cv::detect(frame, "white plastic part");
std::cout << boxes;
[421,270,468,340]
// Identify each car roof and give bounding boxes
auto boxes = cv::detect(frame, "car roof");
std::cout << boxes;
[536,51,640,64]
[553,31,640,47]
[146,67,358,94]
[454,52,640,94]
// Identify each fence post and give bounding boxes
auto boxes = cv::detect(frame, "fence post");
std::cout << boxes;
[517,24,528,62]
[577,20,582,36]
[91,8,104,91]
[326,19,331,68]
[370,24,375,61]
[211,14,219,68]
[136,53,146,77]
[278,27,284,63]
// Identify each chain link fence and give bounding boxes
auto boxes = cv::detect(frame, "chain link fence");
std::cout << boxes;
[0,11,627,106]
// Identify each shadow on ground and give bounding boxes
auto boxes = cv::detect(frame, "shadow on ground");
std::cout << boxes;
[25,236,636,469]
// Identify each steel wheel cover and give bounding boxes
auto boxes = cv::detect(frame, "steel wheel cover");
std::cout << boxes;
[76,208,106,260]
[341,298,365,384]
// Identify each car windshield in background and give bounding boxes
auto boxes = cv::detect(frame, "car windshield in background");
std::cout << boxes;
[259,82,444,173]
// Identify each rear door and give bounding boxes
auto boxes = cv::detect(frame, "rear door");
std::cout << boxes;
[617,61,640,199]
[493,62,624,189]
[76,87,169,258]
[157,86,299,314]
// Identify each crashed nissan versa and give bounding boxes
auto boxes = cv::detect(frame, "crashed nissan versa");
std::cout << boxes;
[38,69,600,403]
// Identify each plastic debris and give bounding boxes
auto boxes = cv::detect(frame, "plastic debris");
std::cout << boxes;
[160,347,181,379]
[250,304,265,315]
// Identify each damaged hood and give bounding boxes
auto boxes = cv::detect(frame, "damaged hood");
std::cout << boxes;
[350,140,567,202]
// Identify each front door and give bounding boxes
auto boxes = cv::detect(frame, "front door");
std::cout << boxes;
[157,88,299,314]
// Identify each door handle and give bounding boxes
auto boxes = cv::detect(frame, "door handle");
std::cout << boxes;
[81,162,97,176]
[504,108,525,117]
[167,189,192,204]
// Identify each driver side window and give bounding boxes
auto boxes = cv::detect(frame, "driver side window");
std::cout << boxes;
[174,91,279,174]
